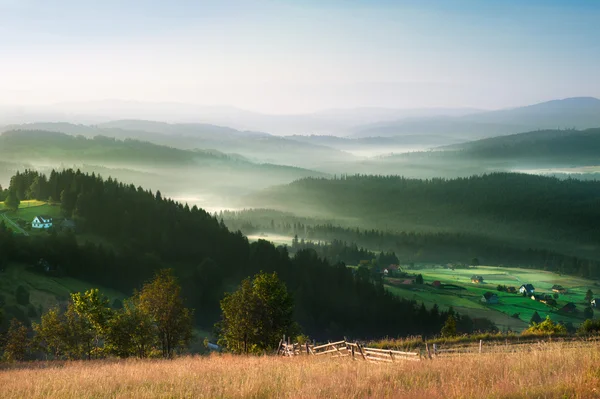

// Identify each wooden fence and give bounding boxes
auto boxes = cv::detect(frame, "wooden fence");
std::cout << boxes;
[276,337,420,363]
[277,336,599,361]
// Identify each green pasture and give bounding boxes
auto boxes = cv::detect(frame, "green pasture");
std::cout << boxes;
[385,265,598,331]
[10,203,61,221]
[0,263,126,324]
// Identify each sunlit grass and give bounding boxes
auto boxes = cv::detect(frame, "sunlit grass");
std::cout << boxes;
[1,342,599,398]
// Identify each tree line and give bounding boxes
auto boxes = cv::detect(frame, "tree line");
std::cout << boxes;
[223,211,600,279]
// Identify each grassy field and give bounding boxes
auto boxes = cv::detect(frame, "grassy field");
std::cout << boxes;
[385,265,599,331]
[1,342,599,398]
[247,233,296,246]
[8,203,61,221]
[0,263,125,325]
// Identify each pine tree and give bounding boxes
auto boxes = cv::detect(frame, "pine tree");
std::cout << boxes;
[3,189,20,211]
[440,315,457,337]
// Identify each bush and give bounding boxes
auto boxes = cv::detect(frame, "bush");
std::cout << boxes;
[578,319,600,335]
[522,316,567,336]
[15,285,30,306]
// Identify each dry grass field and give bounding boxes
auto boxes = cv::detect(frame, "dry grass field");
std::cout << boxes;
[2,342,600,398]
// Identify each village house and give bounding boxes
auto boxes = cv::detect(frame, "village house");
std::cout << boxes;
[471,275,484,284]
[481,292,499,304]
[519,284,535,295]
[32,215,53,229]
[592,298,600,308]
[432,280,442,288]
[551,285,567,294]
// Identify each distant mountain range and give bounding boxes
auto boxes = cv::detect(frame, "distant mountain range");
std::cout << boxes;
[0,101,481,135]
[350,97,600,139]
[2,97,598,138]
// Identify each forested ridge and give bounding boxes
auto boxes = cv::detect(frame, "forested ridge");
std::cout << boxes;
[0,169,461,339]
[223,212,600,278]
[445,128,600,161]
[246,173,600,257]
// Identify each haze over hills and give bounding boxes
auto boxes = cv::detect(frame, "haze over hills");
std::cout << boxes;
[0,101,481,136]
[0,129,327,207]
[0,121,357,170]
[350,97,600,139]
[4,97,598,139]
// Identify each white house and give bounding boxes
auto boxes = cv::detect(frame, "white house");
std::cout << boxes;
[519,284,535,295]
[32,216,53,229]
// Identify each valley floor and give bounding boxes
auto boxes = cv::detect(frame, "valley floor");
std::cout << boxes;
[1,342,599,398]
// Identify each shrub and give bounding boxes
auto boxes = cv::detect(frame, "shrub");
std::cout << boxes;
[522,316,567,336]
[578,319,600,335]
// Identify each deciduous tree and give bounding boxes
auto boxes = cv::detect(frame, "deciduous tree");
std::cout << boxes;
[137,269,193,358]
[2,318,29,361]
[217,271,297,354]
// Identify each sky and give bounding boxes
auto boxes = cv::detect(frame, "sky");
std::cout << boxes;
[1,0,599,113]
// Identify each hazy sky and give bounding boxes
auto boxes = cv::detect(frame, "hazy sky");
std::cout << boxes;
[1,0,599,113]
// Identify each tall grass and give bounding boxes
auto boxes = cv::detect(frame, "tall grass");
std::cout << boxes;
[1,342,599,398]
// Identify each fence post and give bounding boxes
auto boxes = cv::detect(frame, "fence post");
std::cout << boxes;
[389,350,394,362]
[351,345,355,360]
[433,343,437,356]
[426,342,432,359]
[479,339,482,354]
[358,344,366,360]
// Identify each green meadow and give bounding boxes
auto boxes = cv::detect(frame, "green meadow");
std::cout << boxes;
[0,262,126,328]
[385,265,599,332]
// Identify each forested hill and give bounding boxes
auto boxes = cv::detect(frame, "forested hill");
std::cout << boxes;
[441,128,600,162]
[0,130,287,167]
[246,174,600,258]
[0,169,458,339]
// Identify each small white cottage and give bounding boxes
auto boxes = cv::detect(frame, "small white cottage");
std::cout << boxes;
[32,215,53,229]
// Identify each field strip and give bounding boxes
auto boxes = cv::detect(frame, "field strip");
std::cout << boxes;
[1,213,29,236]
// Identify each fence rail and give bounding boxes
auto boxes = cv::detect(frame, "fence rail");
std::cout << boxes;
[276,337,421,363]
[277,336,600,362]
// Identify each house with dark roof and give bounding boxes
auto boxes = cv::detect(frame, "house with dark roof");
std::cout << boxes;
[519,284,535,295]
[591,298,600,308]
[32,215,53,229]
[560,302,577,313]
[481,292,499,304]
[471,275,484,284]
